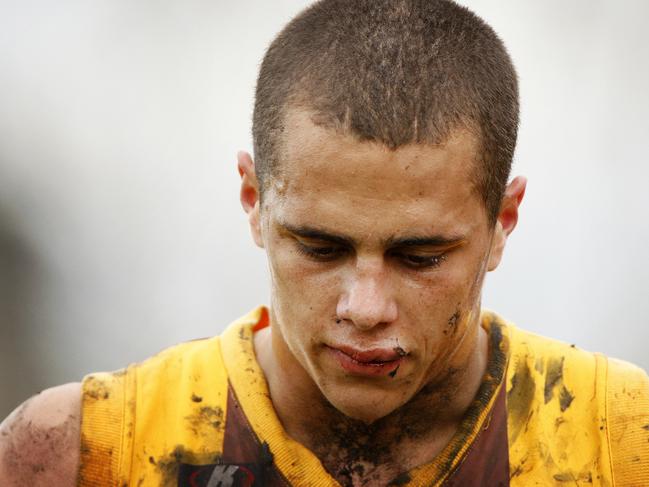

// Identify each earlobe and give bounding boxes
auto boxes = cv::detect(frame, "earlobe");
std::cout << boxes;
[237,151,264,248]
[487,176,527,272]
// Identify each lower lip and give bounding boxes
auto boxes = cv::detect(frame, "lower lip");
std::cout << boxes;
[328,347,404,377]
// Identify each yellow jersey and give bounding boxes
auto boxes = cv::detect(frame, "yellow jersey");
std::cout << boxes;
[78,308,649,486]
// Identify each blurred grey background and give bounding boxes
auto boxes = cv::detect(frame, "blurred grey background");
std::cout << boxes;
[1,0,648,419]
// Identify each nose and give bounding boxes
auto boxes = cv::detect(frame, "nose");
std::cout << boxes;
[336,260,398,330]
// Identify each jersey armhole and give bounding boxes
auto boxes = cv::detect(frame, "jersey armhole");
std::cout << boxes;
[78,367,136,486]
[606,357,649,485]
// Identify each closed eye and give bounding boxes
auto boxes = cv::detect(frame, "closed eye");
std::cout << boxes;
[389,249,447,269]
[295,241,348,261]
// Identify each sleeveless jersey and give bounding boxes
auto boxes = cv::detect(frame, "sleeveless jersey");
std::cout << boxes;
[78,308,649,486]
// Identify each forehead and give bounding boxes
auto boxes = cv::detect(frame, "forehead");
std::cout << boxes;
[266,109,486,236]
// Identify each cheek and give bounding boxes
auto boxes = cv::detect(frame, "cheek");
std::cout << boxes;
[266,242,340,348]
[267,238,340,300]
[396,258,486,352]
[397,264,478,313]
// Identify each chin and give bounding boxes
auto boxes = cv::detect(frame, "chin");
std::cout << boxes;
[322,387,404,424]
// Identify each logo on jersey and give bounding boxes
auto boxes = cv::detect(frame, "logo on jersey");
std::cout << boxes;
[178,463,257,487]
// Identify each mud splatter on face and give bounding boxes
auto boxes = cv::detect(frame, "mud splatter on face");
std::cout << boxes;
[393,346,407,357]
[388,365,400,378]
[444,310,460,335]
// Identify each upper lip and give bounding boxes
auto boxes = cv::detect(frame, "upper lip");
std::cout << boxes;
[332,345,405,363]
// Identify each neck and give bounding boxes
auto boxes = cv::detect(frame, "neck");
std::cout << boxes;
[253,317,489,486]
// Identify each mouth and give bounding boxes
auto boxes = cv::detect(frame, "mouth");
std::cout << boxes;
[326,345,408,377]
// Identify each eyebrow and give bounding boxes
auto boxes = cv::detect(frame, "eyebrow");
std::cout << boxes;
[279,222,466,248]
[281,223,356,247]
[385,235,466,248]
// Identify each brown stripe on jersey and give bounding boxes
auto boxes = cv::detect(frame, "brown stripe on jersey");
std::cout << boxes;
[221,383,290,486]
[442,379,510,486]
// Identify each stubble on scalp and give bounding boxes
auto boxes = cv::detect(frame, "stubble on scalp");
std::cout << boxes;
[253,0,519,224]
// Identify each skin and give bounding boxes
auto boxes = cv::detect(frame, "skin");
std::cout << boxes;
[0,382,81,486]
[0,109,524,487]
[242,109,526,485]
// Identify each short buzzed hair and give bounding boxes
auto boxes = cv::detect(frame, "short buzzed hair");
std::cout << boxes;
[253,0,519,223]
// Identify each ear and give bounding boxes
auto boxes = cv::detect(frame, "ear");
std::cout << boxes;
[487,176,527,271]
[237,150,264,248]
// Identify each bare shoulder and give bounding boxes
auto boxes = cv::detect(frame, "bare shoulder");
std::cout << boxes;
[0,382,82,487]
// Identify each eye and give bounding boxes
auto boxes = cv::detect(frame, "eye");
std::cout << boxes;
[295,241,347,261]
[390,250,447,269]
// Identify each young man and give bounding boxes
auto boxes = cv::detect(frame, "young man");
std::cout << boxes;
[1,0,648,485]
